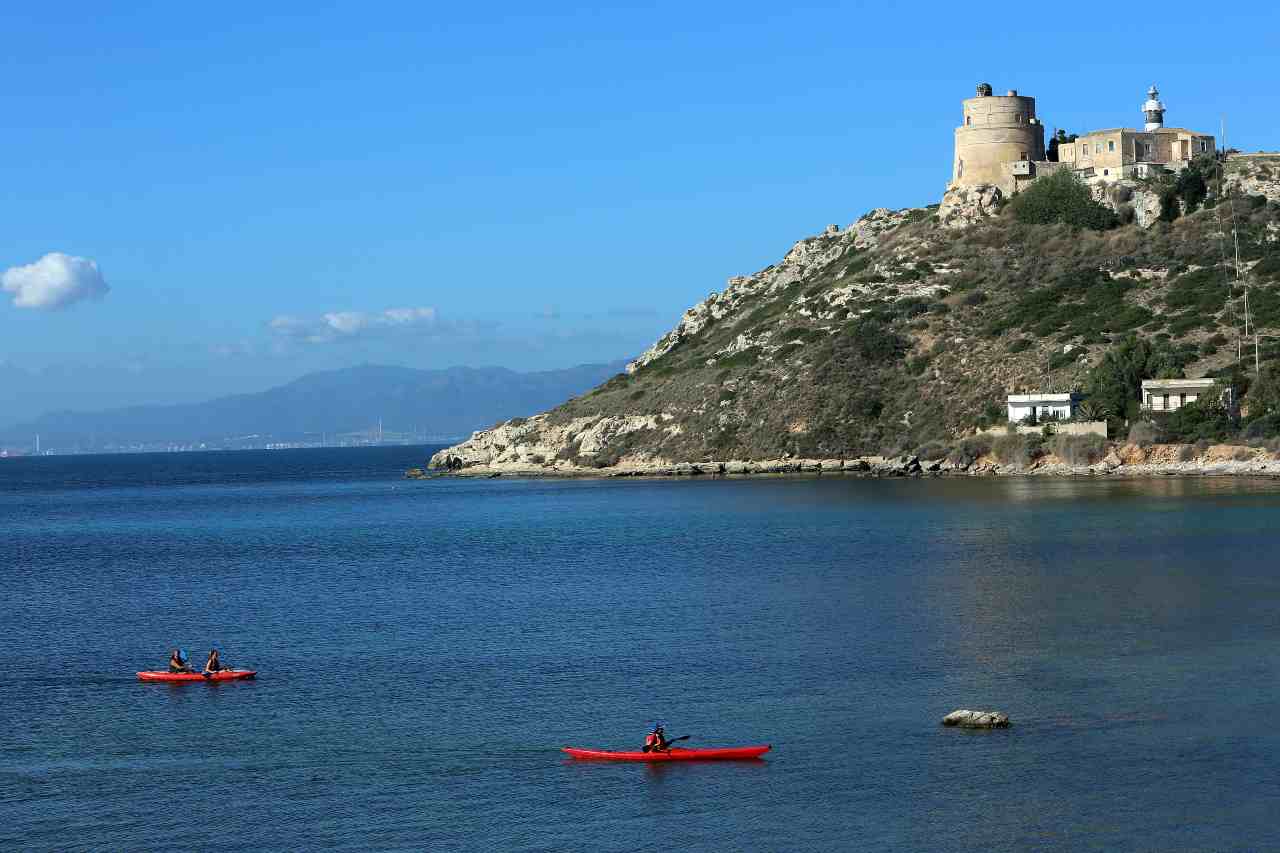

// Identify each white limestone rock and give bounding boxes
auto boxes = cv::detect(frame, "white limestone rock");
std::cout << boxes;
[1224,154,1280,204]
[942,709,1011,729]
[936,184,1002,229]
[627,207,923,374]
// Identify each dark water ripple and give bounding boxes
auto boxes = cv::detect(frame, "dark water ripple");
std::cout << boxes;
[2,448,1280,850]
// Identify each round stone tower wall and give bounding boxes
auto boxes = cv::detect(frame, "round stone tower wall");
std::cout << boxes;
[952,91,1045,191]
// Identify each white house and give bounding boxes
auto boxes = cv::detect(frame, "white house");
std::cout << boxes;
[1007,392,1083,424]
[1141,378,1229,412]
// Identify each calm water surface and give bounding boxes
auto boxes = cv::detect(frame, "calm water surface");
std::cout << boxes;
[3,447,1279,851]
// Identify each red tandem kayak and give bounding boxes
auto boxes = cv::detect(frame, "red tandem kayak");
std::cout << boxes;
[562,745,770,761]
[137,670,256,683]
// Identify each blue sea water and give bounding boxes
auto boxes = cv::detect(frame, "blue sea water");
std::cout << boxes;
[2,447,1280,851]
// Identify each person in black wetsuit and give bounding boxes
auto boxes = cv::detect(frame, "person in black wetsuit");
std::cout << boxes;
[168,649,191,673]
[643,724,669,753]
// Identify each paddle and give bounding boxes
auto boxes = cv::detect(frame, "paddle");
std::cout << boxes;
[642,734,690,753]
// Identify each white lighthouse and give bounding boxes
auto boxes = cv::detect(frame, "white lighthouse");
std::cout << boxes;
[1142,85,1166,132]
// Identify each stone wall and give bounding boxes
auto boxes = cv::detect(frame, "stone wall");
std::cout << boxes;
[980,421,1108,439]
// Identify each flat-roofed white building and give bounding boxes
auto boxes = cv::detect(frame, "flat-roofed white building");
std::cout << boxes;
[1007,392,1082,424]
[1141,378,1228,412]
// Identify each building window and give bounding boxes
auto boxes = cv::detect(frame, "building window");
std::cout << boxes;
[1020,151,1028,160]
[1200,140,1208,152]
[1081,146,1087,157]
[1103,169,1109,176]
[966,115,971,126]
[957,159,964,178]
[1016,114,1023,123]
[1108,140,1115,152]
[1163,394,1170,410]
[1095,143,1102,154]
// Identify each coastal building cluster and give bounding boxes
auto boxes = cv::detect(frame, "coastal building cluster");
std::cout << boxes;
[951,83,1215,196]
[1005,379,1233,430]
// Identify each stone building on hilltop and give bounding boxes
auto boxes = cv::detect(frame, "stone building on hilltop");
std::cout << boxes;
[949,83,1215,196]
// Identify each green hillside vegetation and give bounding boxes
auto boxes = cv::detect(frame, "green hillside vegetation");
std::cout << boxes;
[533,181,1280,463]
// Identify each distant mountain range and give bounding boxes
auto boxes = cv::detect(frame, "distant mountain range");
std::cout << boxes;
[0,361,626,449]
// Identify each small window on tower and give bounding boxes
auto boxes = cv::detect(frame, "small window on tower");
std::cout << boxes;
[966,115,971,126]
[1020,151,1028,160]
[1108,140,1115,152]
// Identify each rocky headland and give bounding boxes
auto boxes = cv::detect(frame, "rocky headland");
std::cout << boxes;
[424,153,1280,480]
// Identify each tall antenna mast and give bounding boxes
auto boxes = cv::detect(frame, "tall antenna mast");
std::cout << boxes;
[1220,115,1249,367]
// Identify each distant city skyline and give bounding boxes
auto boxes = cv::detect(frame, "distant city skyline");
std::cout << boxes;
[3,0,1278,422]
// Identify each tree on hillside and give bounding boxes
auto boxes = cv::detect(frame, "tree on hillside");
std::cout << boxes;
[1047,129,1078,163]
[1157,155,1217,221]
[1085,335,1187,426]
[1009,169,1118,230]
[1247,365,1280,416]
[1158,398,1235,443]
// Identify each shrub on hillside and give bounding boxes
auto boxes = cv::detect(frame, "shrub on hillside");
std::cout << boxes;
[992,433,1042,466]
[1245,366,1280,418]
[843,318,908,363]
[1008,170,1118,230]
[947,435,992,467]
[1127,420,1159,447]
[1252,253,1280,280]
[913,441,949,461]
[1155,399,1235,443]
[1051,434,1107,465]
[1243,412,1280,439]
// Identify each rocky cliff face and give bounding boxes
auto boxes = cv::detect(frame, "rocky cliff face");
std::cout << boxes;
[431,177,1280,475]
[1225,153,1280,203]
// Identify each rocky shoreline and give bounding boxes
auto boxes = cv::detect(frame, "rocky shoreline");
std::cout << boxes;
[411,442,1280,480]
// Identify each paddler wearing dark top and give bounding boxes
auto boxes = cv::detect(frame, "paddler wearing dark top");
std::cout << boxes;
[168,649,191,673]
[203,649,223,675]
[643,724,669,753]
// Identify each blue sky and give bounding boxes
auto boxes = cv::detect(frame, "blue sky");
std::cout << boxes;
[2,0,1277,421]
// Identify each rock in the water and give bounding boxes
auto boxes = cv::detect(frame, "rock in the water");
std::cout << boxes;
[942,709,1010,729]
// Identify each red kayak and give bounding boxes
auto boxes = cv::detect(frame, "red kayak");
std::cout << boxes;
[562,745,770,761]
[137,670,256,683]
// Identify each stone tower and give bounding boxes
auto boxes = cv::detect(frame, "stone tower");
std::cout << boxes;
[951,83,1045,192]
[1142,85,1165,132]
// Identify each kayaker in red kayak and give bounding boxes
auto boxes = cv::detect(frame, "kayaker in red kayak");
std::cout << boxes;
[203,649,223,675]
[643,724,670,753]
[167,649,192,674]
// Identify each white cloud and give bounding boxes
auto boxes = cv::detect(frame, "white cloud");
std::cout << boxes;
[269,306,439,343]
[2,252,110,310]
